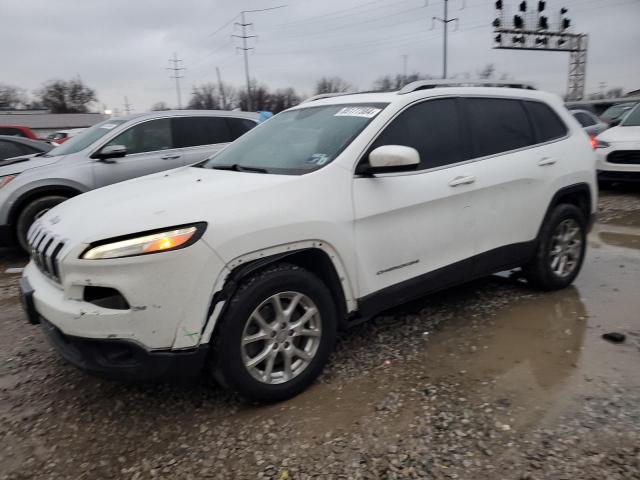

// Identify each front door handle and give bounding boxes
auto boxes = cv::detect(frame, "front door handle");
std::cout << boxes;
[448,175,476,187]
[537,157,557,166]
[161,154,181,160]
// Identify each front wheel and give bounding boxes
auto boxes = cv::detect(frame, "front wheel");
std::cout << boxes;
[210,263,337,402]
[15,195,68,252]
[523,203,587,290]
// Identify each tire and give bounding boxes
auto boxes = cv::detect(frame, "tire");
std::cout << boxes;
[523,203,587,291]
[15,195,68,252]
[210,263,337,402]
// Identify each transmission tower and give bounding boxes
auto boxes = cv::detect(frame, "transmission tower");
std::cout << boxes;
[166,52,185,109]
[230,5,286,111]
[431,0,460,79]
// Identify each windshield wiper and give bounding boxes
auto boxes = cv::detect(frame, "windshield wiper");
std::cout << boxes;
[211,163,268,174]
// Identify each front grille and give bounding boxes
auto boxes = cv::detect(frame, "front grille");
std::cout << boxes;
[607,150,640,165]
[27,224,66,282]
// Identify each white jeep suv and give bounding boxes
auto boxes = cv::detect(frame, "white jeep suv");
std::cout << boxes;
[20,81,597,402]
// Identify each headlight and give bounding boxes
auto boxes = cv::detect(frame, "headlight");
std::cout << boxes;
[0,174,17,188]
[81,223,206,260]
[595,139,610,149]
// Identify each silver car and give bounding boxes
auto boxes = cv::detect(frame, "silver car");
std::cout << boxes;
[570,109,608,138]
[0,110,259,250]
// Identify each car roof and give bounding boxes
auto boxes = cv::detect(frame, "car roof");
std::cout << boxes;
[294,85,560,110]
[107,110,261,123]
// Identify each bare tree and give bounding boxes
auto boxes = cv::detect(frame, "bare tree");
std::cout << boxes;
[315,77,353,95]
[477,64,496,79]
[187,83,221,110]
[35,78,97,113]
[271,88,300,112]
[150,101,170,111]
[0,83,28,110]
[372,73,429,91]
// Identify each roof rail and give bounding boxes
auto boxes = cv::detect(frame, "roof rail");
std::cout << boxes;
[397,80,536,95]
[301,92,356,104]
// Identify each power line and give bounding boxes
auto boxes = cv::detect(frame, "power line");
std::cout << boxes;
[166,52,185,109]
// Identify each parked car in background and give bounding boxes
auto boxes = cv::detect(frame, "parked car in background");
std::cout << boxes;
[0,135,53,161]
[0,125,41,140]
[19,82,596,402]
[595,103,640,184]
[46,128,86,145]
[571,109,608,138]
[600,101,638,125]
[0,110,259,250]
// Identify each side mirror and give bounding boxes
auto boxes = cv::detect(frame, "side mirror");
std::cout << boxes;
[95,145,127,162]
[361,145,420,175]
[608,118,621,127]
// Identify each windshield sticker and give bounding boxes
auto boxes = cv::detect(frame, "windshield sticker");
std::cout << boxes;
[334,106,382,119]
[100,123,118,130]
[307,153,330,165]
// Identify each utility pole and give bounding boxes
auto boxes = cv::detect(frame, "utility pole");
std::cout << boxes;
[402,54,408,85]
[123,96,132,115]
[216,67,227,109]
[432,0,459,79]
[229,5,286,111]
[166,52,185,109]
[233,12,256,111]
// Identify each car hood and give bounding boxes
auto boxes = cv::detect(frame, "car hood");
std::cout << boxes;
[0,154,62,175]
[597,126,640,143]
[37,166,297,245]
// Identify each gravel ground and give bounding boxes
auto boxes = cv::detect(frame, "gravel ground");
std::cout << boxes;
[1,188,639,480]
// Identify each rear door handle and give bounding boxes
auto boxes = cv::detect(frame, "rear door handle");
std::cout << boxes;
[537,157,557,166]
[448,175,476,187]
[161,154,181,160]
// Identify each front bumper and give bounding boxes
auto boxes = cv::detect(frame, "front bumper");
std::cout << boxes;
[20,276,208,383]
[597,170,640,183]
[40,318,208,383]
[22,237,225,351]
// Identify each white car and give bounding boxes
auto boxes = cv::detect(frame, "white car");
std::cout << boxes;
[595,103,640,183]
[20,81,597,402]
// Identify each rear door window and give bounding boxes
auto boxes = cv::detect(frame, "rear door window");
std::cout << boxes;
[369,98,464,170]
[525,101,568,142]
[227,117,257,140]
[105,118,173,155]
[173,116,234,148]
[465,98,534,158]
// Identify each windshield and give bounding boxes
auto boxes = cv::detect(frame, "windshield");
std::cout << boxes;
[602,103,636,120]
[199,103,387,174]
[621,104,640,127]
[45,119,127,156]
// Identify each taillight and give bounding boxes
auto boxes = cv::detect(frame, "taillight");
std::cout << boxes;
[589,136,597,150]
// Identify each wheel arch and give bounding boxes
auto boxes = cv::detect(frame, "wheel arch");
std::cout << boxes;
[200,242,356,345]
[9,184,83,226]
[538,183,594,239]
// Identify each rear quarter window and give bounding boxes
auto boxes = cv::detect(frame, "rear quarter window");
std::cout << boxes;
[227,117,257,140]
[465,98,534,158]
[525,101,568,142]
[172,116,234,148]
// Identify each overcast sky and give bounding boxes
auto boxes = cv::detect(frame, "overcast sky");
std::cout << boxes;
[2,0,639,113]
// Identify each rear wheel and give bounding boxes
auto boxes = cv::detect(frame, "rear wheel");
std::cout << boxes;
[211,263,337,402]
[15,195,68,252]
[523,203,587,290]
